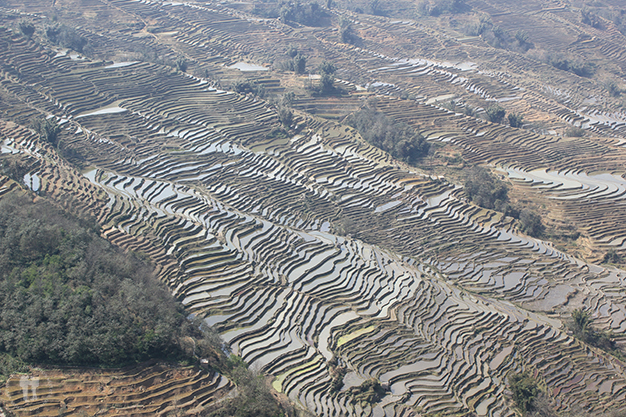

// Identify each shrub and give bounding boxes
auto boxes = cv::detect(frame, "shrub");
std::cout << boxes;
[568,308,620,357]
[340,22,358,44]
[19,21,35,38]
[519,209,544,237]
[278,106,293,127]
[463,105,477,117]
[175,58,188,72]
[508,112,524,128]
[441,100,457,112]
[347,379,385,405]
[418,0,469,16]
[207,356,288,417]
[547,53,595,78]
[486,103,506,123]
[565,126,585,137]
[233,79,266,98]
[603,250,622,264]
[281,91,296,106]
[31,118,61,147]
[279,1,327,26]
[581,8,603,29]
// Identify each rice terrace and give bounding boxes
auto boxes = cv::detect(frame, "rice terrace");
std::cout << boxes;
[1,0,626,416]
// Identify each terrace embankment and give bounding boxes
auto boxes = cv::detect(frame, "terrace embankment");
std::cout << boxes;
[2,1,626,416]
[1,363,231,416]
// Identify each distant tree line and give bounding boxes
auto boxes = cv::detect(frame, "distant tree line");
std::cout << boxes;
[46,24,92,55]
[345,104,430,165]
[252,1,328,26]
[276,45,307,73]
[233,79,267,98]
[418,0,470,17]
[442,100,524,127]
[464,14,533,53]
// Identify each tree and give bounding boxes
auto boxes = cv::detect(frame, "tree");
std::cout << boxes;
[565,126,585,137]
[320,72,335,93]
[464,166,510,212]
[509,371,539,414]
[278,106,293,127]
[281,91,296,106]
[45,25,88,53]
[486,103,506,124]
[286,44,299,58]
[571,308,591,336]
[340,17,359,44]
[603,250,622,264]
[32,118,61,147]
[317,61,337,94]
[175,58,188,72]
[515,30,529,45]
[318,60,336,76]
[514,30,533,51]
[233,80,266,98]
[568,308,619,355]
[508,112,524,128]
[294,54,306,74]
[19,21,35,38]
[519,209,544,237]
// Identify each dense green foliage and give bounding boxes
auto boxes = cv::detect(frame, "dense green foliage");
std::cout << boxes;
[347,379,385,405]
[0,194,187,368]
[345,105,430,165]
[464,166,510,212]
[509,371,539,414]
[252,1,327,26]
[314,60,337,94]
[278,46,307,74]
[206,357,287,417]
[418,0,469,17]
[464,167,545,237]
[279,1,327,25]
[568,308,621,358]
[486,103,506,124]
[0,192,286,415]
[508,112,524,128]
[19,21,35,38]
[45,24,90,54]
[519,209,545,238]
[233,79,267,98]
[31,118,61,147]
[546,53,595,78]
